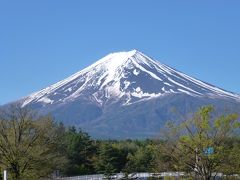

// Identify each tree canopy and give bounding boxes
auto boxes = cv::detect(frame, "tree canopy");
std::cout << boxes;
[0,105,239,179]
[160,106,240,180]
[0,106,66,179]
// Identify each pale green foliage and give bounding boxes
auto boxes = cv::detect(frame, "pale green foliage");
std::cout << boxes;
[0,105,66,180]
[161,106,240,180]
[124,144,157,173]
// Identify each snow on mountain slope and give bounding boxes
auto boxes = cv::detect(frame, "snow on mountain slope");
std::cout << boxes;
[21,50,240,108]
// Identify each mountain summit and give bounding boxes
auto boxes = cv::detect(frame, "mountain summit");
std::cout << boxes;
[17,50,240,139]
[22,50,239,107]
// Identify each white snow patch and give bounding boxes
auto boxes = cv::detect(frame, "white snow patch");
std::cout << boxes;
[37,97,54,104]
[178,89,200,97]
[135,87,141,93]
[133,69,140,76]
[168,77,203,95]
[164,82,173,87]
[123,81,131,90]
[131,87,162,99]
[131,59,162,81]
[92,92,103,105]
[105,81,124,99]
[65,87,72,92]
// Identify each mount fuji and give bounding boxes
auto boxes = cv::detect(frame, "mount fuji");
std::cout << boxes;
[13,50,240,139]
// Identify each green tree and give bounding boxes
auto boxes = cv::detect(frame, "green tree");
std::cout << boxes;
[160,106,240,180]
[124,144,156,173]
[94,142,127,177]
[63,127,96,176]
[0,105,66,180]
[219,138,240,176]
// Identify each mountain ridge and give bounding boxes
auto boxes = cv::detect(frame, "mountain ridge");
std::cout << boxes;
[9,50,240,139]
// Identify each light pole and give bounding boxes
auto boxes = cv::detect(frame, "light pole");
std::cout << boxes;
[3,170,7,180]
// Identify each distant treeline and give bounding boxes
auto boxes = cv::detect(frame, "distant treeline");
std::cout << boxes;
[0,105,239,180]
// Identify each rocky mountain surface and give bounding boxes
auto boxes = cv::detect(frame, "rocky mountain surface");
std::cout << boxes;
[14,50,240,139]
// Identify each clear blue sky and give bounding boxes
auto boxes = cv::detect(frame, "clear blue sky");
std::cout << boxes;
[1,0,240,104]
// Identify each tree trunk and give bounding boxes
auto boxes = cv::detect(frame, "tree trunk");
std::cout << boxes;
[202,175,212,180]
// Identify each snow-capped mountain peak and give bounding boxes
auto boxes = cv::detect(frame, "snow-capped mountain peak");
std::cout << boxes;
[21,50,240,107]
[15,50,240,139]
